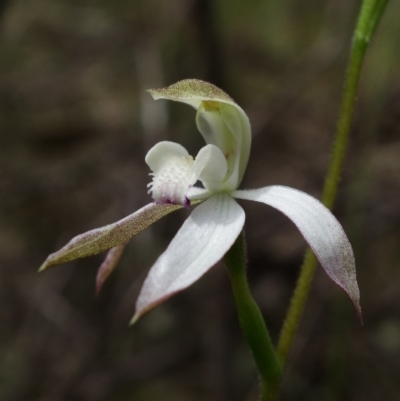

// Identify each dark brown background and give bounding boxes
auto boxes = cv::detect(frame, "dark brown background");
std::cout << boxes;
[1,0,400,400]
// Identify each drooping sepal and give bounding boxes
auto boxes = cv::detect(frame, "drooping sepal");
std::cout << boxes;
[131,194,245,323]
[233,186,362,321]
[96,244,127,295]
[39,203,182,272]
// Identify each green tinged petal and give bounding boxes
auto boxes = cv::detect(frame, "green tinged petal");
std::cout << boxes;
[96,244,127,295]
[39,203,181,272]
[147,79,234,109]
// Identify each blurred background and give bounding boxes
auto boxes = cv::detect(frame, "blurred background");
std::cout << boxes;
[1,0,400,400]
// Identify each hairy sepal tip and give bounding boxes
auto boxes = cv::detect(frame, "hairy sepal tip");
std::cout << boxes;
[38,263,48,273]
[129,313,140,326]
[146,89,161,100]
[353,300,363,325]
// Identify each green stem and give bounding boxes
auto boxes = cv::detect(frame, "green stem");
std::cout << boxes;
[225,232,282,400]
[276,0,390,368]
[367,0,390,41]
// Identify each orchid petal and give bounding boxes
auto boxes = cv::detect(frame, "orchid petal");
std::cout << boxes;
[187,187,212,201]
[195,104,239,189]
[232,186,361,320]
[193,144,228,191]
[145,141,196,206]
[96,243,126,296]
[148,79,251,190]
[196,103,251,189]
[145,141,189,173]
[132,194,245,323]
[220,104,251,188]
[39,203,182,272]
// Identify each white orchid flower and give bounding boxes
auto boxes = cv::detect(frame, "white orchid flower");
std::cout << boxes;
[39,79,361,323]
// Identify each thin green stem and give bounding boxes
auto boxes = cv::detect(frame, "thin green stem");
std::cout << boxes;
[276,0,390,368]
[276,249,317,365]
[367,0,390,40]
[225,232,282,401]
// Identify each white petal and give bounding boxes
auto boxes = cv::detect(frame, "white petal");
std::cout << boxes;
[187,187,212,201]
[132,194,245,322]
[195,104,238,189]
[232,186,361,319]
[195,102,251,191]
[39,203,181,272]
[195,104,231,155]
[193,144,228,191]
[220,104,251,188]
[145,141,189,173]
[146,141,195,206]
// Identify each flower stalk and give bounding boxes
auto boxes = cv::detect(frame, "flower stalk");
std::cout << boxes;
[225,232,281,401]
[276,0,391,368]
